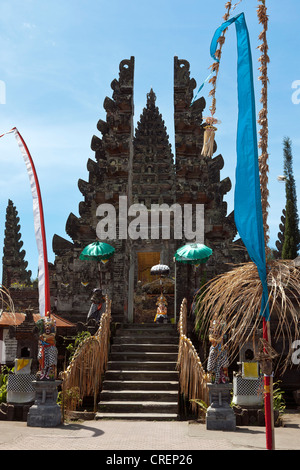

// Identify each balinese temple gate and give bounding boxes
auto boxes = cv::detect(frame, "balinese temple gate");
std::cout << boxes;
[50,57,247,324]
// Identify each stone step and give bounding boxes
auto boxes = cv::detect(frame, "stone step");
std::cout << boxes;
[113,335,178,344]
[109,351,178,361]
[111,343,178,353]
[121,323,176,330]
[115,325,177,335]
[115,329,177,337]
[98,400,178,414]
[102,380,179,391]
[104,370,178,381]
[95,412,178,421]
[107,361,177,371]
[100,390,178,402]
[111,316,125,324]
[98,322,180,421]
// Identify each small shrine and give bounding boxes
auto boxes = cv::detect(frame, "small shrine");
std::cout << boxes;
[0,306,75,422]
[6,309,38,418]
[232,329,264,408]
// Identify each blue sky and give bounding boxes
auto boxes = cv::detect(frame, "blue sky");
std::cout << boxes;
[0,0,300,280]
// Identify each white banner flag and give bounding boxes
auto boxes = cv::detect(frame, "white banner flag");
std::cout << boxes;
[0,127,50,317]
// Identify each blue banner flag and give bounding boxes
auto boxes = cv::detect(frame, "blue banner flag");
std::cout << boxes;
[210,12,270,320]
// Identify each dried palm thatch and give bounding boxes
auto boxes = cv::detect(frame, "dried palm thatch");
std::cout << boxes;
[0,284,15,320]
[177,298,209,415]
[195,260,300,372]
[61,296,111,413]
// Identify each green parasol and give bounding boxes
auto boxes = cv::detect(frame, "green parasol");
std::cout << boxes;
[79,241,115,288]
[174,243,213,323]
[174,243,213,265]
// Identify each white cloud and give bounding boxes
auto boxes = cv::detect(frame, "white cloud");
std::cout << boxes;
[22,22,36,29]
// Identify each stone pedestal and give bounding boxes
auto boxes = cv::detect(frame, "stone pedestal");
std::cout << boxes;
[206,383,236,431]
[293,389,300,407]
[27,380,62,427]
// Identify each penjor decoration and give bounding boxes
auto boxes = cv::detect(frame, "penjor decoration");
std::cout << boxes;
[194,1,300,450]
[0,127,51,318]
[201,117,218,157]
[199,1,242,157]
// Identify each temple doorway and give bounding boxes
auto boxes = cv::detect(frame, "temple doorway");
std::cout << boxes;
[137,252,160,284]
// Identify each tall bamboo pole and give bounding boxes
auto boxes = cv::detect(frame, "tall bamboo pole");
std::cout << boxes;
[204,0,274,449]
[257,0,275,450]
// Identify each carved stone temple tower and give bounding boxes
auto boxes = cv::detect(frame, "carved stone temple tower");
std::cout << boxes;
[50,57,246,323]
[2,199,32,287]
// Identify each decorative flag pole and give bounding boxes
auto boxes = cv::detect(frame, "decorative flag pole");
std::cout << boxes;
[196,1,300,452]
[0,127,51,317]
[206,6,274,450]
[257,0,275,450]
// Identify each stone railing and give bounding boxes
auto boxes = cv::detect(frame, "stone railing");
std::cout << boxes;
[177,298,209,416]
[61,296,111,414]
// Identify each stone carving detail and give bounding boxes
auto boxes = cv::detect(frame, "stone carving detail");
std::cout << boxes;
[174,56,247,284]
[50,57,135,321]
[49,57,247,324]
[133,88,175,207]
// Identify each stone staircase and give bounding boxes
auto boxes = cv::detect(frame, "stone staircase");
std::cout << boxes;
[96,323,179,420]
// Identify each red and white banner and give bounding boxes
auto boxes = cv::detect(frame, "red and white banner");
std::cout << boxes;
[0,127,50,317]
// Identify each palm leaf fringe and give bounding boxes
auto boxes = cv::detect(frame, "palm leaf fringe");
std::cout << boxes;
[177,298,209,416]
[61,296,112,413]
[195,260,300,373]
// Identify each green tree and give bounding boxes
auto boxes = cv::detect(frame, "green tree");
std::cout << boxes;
[282,137,300,259]
[275,209,286,259]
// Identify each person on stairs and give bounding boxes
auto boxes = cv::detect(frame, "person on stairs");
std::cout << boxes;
[86,288,106,323]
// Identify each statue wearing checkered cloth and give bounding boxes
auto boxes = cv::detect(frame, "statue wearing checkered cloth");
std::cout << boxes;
[36,315,58,380]
[207,344,229,384]
[207,316,230,384]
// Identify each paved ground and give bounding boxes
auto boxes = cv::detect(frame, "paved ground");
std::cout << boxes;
[0,411,299,452]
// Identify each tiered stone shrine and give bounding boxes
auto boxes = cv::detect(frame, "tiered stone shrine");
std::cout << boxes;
[2,199,32,288]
